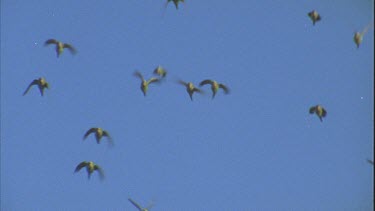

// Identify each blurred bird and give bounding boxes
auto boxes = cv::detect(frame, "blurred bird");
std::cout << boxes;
[23,77,49,96]
[83,127,113,145]
[74,161,104,180]
[153,65,167,78]
[166,0,184,9]
[128,198,154,211]
[199,79,229,99]
[353,22,372,48]
[178,80,203,101]
[308,10,321,25]
[44,39,76,57]
[134,71,160,96]
[309,105,327,122]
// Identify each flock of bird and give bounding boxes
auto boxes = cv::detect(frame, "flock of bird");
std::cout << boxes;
[19,2,372,210]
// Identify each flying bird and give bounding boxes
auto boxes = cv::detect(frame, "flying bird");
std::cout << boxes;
[153,65,167,78]
[134,71,160,96]
[354,22,372,48]
[178,80,203,101]
[199,79,229,99]
[308,10,321,25]
[166,0,184,9]
[23,77,49,96]
[309,105,327,122]
[74,161,104,180]
[128,198,154,211]
[83,127,113,145]
[44,39,76,57]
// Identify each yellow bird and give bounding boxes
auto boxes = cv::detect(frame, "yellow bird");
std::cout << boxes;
[153,65,167,78]
[83,127,113,145]
[45,39,76,57]
[199,79,229,99]
[74,161,104,180]
[309,105,327,122]
[178,80,203,101]
[23,77,49,96]
[128,198,154,211]
[134,71,160,96]
[308,10,321,26]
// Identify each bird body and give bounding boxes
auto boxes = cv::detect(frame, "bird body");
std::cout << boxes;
[134,71,160,96]
[354,32,363,48]
[309,105,327,122]
[45,39,76,57]
[23,77,49,96]
[178,80,202,101]
[83,127,113,145]
[199,79,229,99]
[74,161,104,180]
[308,10,321,25]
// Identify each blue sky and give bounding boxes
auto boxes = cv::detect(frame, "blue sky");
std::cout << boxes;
[1,0,373,210]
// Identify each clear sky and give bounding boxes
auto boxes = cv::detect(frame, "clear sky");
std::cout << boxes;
[1,0,374,210]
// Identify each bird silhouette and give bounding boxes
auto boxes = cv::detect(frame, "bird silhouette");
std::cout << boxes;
[128,198,154,211]
[178,80,203,101]
[74,161,104,180]
[309,105,327,122]
[45,39,76,57]
[199,79,229,99]
[134,71,160,96]
[23,77,49,96]
[83,127,113,145]
[308,10,321,25]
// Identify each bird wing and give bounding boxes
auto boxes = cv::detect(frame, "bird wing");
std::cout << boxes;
[199,79,213,87]
[45,39,58,46]
[147,77,160,85]
[94,164,105,180]
[128,198,143,210]
[83,128,97,140]
[309,106,316,114]
[74,161,88,173]
[102,130,114,146]
[178,80,188,87]
[133,71,144,81]
[63,43,77,55]
[23,79,39,96]
[321,108,327,117]
[219,83,230,94]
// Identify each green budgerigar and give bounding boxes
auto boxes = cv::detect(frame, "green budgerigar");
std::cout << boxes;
[83,127,113,145]
[45,39,76,57]
[308,10,321,26]
[134,71,160,96]
[199,79,229,99]
[309,105,327,122]
[23,77,49,96]
[178,80,203,101]
[153,65,167,78]
[74,161,104,180]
